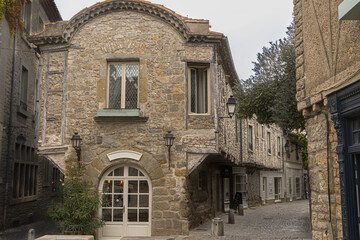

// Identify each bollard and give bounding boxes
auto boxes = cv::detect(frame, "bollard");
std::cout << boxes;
[238,204,244,216]
[28,229,35,240]
[228,209,235,224]
[211,217,224,236]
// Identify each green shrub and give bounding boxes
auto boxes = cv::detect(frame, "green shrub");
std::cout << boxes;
[48,162,104,235]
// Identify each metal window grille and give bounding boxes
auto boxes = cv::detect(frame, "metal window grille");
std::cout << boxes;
[125,64,138,109]
[109,64,122,109]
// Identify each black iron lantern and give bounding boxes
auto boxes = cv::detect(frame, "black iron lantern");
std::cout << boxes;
[164,131,175,169]
[226,95,236,118]
[71,132,82,163]
[16,133,26,145]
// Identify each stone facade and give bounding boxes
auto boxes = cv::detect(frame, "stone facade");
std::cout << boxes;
[294,0,360,238]
[0,0,62,228]
[28,0,240,237]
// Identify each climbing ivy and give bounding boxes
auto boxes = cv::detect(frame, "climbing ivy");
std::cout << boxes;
[0,0,26,35]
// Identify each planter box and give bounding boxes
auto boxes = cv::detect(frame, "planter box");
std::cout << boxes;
[36,236,94,240]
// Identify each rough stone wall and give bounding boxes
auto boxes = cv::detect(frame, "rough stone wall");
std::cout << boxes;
[36,11,224,235]
[0,0,58,228]
[241,117,283,169]
[247,170,261,207]
[293,0,360,238]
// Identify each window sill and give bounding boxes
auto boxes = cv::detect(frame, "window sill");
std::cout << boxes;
[95,109,148,122]
[10,195,37,205]
[17,105,30,118]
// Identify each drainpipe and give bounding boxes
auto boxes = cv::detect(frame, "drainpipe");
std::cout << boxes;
[240,119,243,163]
[3,28,17,229]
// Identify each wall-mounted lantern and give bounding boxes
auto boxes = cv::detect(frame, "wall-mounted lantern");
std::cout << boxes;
[16,133,26,145]
[220,96,236,119]
[71,132,82,164]
[164,131,175,170]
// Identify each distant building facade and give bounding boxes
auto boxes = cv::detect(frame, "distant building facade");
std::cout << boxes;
[295,0,360,239]
[0,0,62,228]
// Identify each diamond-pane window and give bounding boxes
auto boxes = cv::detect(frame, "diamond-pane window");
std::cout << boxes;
[108,63,139,109]
[188,67,209,114]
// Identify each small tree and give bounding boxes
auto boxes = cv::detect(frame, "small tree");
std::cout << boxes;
[48,162,104,235]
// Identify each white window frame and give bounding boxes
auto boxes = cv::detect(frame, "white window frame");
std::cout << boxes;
[235,174,247,198]
[107,62,139,109]
[188,66,210,115]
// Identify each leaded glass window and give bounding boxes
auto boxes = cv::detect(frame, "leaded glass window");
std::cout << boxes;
[189,67,209,114]
[108,63,139,109]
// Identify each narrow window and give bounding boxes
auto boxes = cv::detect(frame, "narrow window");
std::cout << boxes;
[108,63,139,109]
[22,1,32,35]
[20,66,28,111]
[248,125,253,150]
[277,136,281,156]
[261,125,265,138]
[255,123,259,138]
[189,67,209,114]
[267,132,271,154]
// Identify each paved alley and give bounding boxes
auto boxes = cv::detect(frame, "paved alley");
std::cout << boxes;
[189,199,312,240]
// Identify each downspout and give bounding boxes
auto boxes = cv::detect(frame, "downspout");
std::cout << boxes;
[3,28,17,229]
[240,119,243,163]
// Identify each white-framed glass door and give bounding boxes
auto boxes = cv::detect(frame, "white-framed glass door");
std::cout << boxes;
[99,166,151,239]
[234,174,248,207]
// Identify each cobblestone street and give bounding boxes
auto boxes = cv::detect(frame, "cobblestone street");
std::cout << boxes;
[0,200,311,240]
[189,199,312,240]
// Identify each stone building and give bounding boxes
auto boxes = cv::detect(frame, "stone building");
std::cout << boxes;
[231,116,304,207]
[23,0,300,238]
[294,0,360,239]
[0,0,62,228]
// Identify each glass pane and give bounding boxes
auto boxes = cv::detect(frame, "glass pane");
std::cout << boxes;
[125,64,138,109]
[128,180,138,193]
[197,70,205,113]
[103,180,112,193]
[139,209,149,222]
[113,209,123,222]
[129,167,138,176]
[139,195,149,207]
[191,69,196,113]
[128,209,137,222]
[109,64,122,109]
[107,171,113,176]
[102,209,112,222]
[114,167,124,176]
[128,195,138,207]
[114,195,123,207]
[114,180,124,193]
[102,194,112,207]
[139,181,149,193]
[139,171,144,176]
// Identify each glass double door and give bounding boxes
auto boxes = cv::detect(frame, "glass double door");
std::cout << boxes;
[99,166,151,239]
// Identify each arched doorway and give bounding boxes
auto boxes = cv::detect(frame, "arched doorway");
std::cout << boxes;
[98,165,152,239]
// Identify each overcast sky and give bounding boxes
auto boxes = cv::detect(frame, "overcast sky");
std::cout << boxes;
[54,0,293,80]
